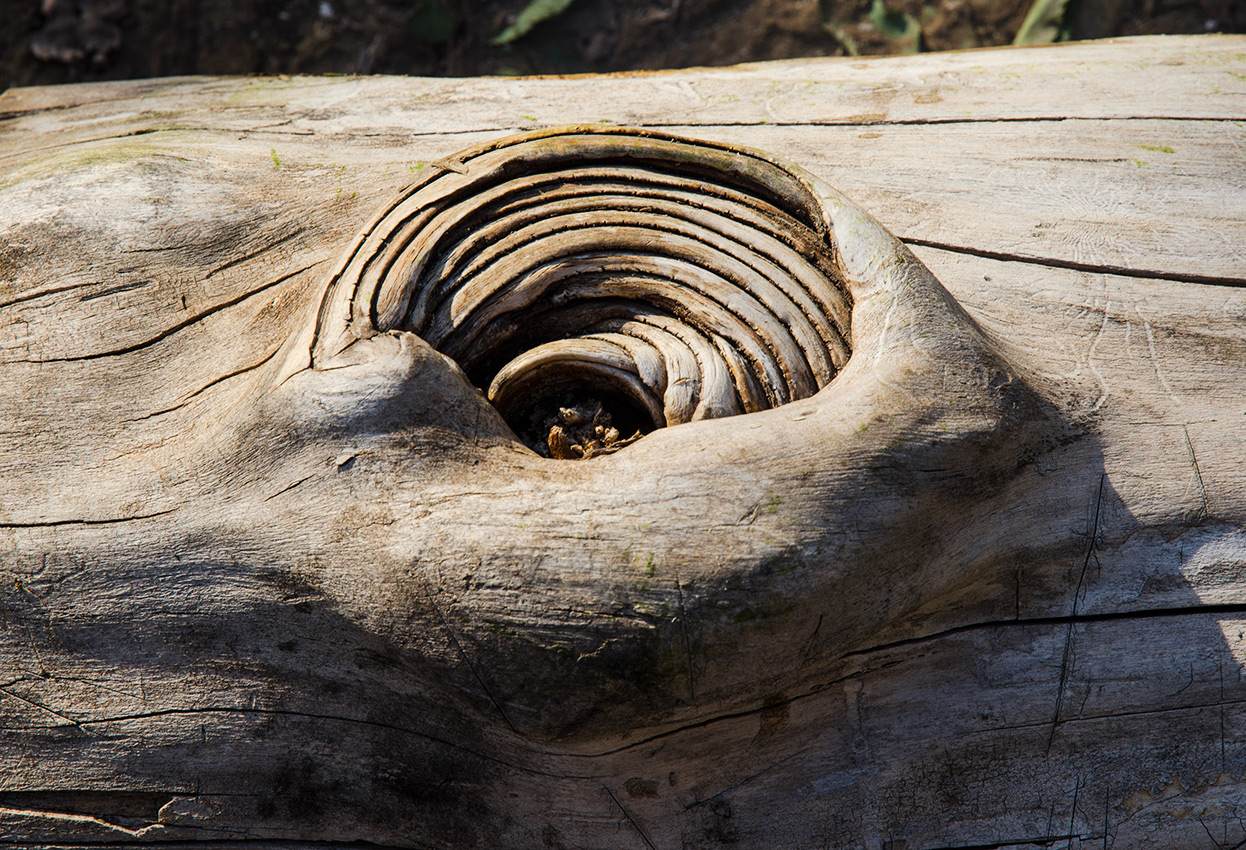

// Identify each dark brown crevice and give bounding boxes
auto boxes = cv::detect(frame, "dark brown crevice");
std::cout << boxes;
[906,237,1246,288]
[891,836,1084,850]
[205,228,309,279]
[572,601,1246,760]
[68,705,584,779]
[0,791,172,825]
[601,787,659,850]
[0,508,176,529]
[385,114,1246,142]
[0,281,105,311]
[124,347,283,423]
[848,600,1246,658]
[11,260,324,366]
[981,691,1246,733]
[262,474,314,503]
[680,750,803,812]
[0,837,413,842]
[646,114,1246,127]
[0,127,190,165]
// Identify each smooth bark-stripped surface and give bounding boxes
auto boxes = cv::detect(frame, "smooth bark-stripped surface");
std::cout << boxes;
[0,34,1243,849]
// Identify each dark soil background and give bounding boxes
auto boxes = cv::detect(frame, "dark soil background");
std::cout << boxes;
[2,0,1243,92]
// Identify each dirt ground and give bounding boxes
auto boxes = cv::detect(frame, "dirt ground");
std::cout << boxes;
[2,0,1243,92]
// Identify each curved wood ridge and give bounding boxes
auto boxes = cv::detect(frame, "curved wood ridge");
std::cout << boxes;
[315,128,853,454]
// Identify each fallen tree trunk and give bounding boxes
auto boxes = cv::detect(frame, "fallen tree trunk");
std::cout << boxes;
[0,34,1243,849]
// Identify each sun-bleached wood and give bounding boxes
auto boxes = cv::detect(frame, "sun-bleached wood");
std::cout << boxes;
[0,35,1243,849]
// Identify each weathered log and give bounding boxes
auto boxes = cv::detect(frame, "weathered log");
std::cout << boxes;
[0,34,1243,848]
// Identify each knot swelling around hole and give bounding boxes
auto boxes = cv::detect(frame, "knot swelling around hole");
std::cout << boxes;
[322,127,854,458]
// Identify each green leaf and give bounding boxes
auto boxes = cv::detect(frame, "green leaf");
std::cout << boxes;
[1013,0,1071,44]
[408,0,454,45]
[867,0,920,53]
[491,0,578,46]
[824,23,860,56]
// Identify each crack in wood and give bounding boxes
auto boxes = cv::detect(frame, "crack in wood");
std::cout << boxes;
[0,281,109,311]
[0,508,177,529]
[0,791,173,834]
[125,347,283,423]
[680,751,802,814]
[0,840,431,850]
[0,805,148,837]
[1048,476,1104,751]
[1065,774,1085,850]
[0,685,86,730]
[261,475,315,503]
[906,238,1246,288]
[646,115,1245,127]
[204,229,309,280]
[9,260,324,366]
[0,127,180,165]
[671,562,696,701]
[386,116,1246,139]
[602,785,658,850]
[976,691,1246,735]
[906,835,1082,850]
[846,602,1246,659]
[1184,425,1213,520]
[79,279,155,303]
[65,705,586,779]
[428,600,520,735]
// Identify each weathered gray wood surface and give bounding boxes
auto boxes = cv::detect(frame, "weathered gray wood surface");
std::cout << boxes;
[0,34,1243,849]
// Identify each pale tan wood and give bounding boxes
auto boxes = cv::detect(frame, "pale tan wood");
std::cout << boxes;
[0,34,1243,849]
[1,34,1242,130]
[4,39,1241,288]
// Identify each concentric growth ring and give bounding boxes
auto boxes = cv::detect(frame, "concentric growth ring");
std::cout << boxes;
[318,127,854,458]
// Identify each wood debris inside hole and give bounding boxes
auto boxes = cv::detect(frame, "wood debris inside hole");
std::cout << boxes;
[539,400,643,460]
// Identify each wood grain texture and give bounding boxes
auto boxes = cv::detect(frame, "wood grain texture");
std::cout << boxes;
[0,34,1243,849]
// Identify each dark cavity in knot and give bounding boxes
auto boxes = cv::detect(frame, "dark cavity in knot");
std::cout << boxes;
[357,127,855,458]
